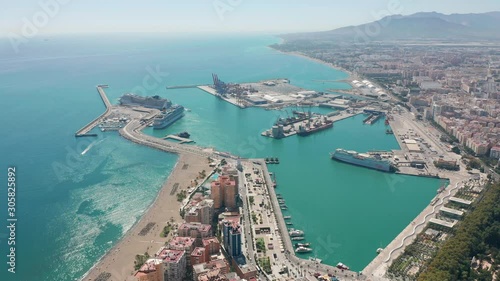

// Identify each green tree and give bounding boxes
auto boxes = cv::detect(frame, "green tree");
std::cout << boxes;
[160,225,171,237]
[469,159,482,169]
[251,212,258,224]
[418,183,500,281]
[256,238,266,253]
[134,252,150,270]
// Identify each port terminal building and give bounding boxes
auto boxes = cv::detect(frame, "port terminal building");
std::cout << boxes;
[439,206,464,219]
[449,197,472,207]
[429,218,457,229]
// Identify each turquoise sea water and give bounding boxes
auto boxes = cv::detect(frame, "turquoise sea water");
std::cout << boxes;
[0,34,439,281]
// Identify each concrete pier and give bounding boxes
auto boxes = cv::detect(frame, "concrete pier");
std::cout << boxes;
[120,120,213,157]
[75,85,112,137]
[197,85,246,108]
[163,134,195,144]
[166,85,199,89]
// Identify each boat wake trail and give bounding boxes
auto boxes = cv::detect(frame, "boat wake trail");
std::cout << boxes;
[81,138,106,155]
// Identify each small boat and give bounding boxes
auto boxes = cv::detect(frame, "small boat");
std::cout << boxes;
[286,222,293,225]
[177,131,190,138]
[309,257,322,263]
[289,229,304,237]
[291,236,305,241]
[295,243,311,248]
[265,157,280,164]
[295,246,312,253]
[336,262,349,270]
[284,216,292,219]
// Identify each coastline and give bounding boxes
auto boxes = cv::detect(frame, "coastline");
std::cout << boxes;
[269,45,354,80]
[81,152,210,281]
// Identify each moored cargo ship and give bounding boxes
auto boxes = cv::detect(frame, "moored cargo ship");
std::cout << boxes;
[330,148,395,172]
[297,117,333,136]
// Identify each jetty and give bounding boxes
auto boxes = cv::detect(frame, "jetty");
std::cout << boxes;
[75,85,112,137]
[363,113,383,125]
[262,111,361,139]
[163,134,195,144]
[197,85,246,109]
[166,85,199,89]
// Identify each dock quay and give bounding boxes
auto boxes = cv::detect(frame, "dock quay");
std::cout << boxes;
[75,85,112,137]
[197,85,247,109]
[163,134,195,144]
[319,103,349,110]
[166,85,199,89]
[361,109,475,279]
[363,113,383,125]
[120,119,215,158]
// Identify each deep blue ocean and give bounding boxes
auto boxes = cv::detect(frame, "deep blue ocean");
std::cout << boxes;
[0,34,440,281]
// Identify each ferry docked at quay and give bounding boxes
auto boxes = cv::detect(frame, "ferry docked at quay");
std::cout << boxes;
[330,148,396,172]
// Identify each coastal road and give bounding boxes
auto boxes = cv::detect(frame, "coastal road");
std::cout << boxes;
[239,164,256,263]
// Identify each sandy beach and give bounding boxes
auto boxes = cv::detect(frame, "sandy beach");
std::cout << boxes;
[81,152,210,281]
[269,45,354,78]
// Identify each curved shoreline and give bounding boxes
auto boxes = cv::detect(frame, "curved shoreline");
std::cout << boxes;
[270,47,354,80]
[79,155,180,281]
[80,150,211,281]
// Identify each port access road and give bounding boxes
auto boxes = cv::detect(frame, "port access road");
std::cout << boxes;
[119,119,216,158]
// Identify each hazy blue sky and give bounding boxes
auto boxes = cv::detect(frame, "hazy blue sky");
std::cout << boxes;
[1,0,499,35]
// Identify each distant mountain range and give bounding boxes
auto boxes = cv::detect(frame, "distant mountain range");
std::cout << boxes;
[281,12,500,42]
